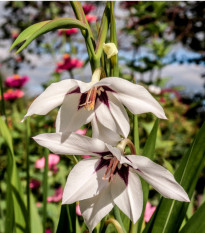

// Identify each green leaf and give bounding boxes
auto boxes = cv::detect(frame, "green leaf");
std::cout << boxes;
[137,119,159,233]
[0,117,27,233]
[95,2,110,59]
[56,204,76,233]
[10,18,88,53]
[30,193,43,233]
[143,122,205,233]
[9,21,50,51]
[180,202,205,233]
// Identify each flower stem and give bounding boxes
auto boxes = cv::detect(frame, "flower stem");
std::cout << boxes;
[113,205,126,233]
[117,138,136,155]
[42,149,49,232]
[25,117,31,233]
[105,218,124,233]
[133,115,140,154]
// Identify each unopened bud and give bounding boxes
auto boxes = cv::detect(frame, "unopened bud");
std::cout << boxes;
[103,43,118,59]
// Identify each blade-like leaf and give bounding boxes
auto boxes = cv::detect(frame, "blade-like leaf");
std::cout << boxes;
[10,18,87,53]
[137,119,159,233]
[9,21,50,51]
[0,117,27,233]
[95,2,110,59]
[143,122,205,233]
[179,202,205,233]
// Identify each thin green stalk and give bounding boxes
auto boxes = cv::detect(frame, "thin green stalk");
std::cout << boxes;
[110,1,119,76]
[130,222,138,233]
[42,149,49,232]
[113,205,126,233]
[133,115,140,154]
[26,117,31,233]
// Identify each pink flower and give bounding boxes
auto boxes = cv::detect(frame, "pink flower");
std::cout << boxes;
[11,31,19,39]
[35,154,60,171]
[76,202,82,216]
[58,28,78,36]
[144,202,156,223]
[2,89,24,101]
[86,14,97,23]
[45,228,52,233]
[29,179,41,189]
[82,3,96,15]
[47,186,63,202]
[75,128,87,135]
[82,155,91,159]
[5,74,29,88]
[55,54,83,73]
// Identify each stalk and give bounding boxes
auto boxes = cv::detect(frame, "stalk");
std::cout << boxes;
[113,205,126,233]
[26,117,31,233]
[42,149,49,232]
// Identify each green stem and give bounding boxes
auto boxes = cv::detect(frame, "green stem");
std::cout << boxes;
[113,205,126,233]
[130,222,138,233]
[133,115,140,154]
[110,1,119,76]
[26,117,31,233]
[42,149,49,232]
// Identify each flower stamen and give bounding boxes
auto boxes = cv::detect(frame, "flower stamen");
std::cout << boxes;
[103,157,119,182]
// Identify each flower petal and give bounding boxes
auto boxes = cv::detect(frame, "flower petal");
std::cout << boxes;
[111,172,143,223]
[101,77,167,119]
[62,158,108,204]
[95,99,119,134]
[79,184,114,232]
[33,133,108,156]
[22,79,78,121]
[105,144,128,164]
[56,94,94,137]
[127,155,190,202]
[91,115,122,146]
[107,92,130,138]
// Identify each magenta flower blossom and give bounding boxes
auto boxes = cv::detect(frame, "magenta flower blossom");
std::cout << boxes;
[55,54,83,73]
[35,153,60,171]
[2,89,24,101]
[58,28,78,36]
[144,202,156,222]
[29,178,41,189]
[76,202,82,216]
[75,128,87,135]
[47,186,63,203]
[86,15,97,23]
[45,228,52,233]
[5,74,29,88]
[82,3,96,14]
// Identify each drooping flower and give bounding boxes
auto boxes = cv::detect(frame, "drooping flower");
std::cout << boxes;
[23,70,167,144]
[47,186,63,203]
[83,3,96,15]
[144,202,156,222]
[33,133,190,232]
[5,74,29,88]
[55,54,83,73]
[35,154,60,172]
[2,89,24,101]
[58,28,78,36]
[86,15,97,23]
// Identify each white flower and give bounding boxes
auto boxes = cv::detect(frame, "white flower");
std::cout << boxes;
[103,42,118,59]
[148,85,161,95]
[33,133,190,233]
[24,76,167,144]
